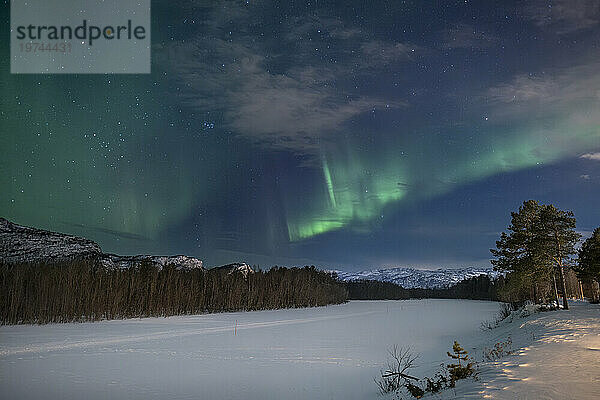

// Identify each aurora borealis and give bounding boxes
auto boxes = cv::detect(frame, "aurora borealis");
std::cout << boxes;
[2,1,599,269]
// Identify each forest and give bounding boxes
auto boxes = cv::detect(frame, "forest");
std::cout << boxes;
[491,200,600,307]
[0,261,347,324]
[346,275,502,301]
[3,199,598,325]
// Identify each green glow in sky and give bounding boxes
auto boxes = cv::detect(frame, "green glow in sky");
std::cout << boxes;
[286,113,600,241]
[2,0,599,268]
[287,146,408,240]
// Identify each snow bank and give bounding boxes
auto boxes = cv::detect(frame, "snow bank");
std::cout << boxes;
[0,299,497,400]
[442,301,600,399]
[2,299,595,399]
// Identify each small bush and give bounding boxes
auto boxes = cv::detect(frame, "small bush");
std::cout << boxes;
[498,302,514,320]
[405,382,424,398]
[446,341,476,387]
[481,302,515,330]
[376,341,477,398]
[423,368,448,393]
[375,345,420,396]
[483,336,513,362]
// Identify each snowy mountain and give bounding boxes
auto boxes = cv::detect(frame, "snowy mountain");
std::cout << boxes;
[0,217,102,263]
[211,262,255,277]
[335,266,501,289]
[99,254,204,270]
[0,218,203,270]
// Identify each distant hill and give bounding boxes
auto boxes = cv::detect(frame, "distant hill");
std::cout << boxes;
[0,218,204,271]
[210,262,255,277]
[1,217,102,263]
[1,219,343,324]
[335,266,501,289]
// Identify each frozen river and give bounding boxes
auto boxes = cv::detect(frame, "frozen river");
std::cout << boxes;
[0,299,499,399]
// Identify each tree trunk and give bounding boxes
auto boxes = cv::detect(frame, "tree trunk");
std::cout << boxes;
[552,272,560,306]
[592,280,600,303]
[558,266,569,310]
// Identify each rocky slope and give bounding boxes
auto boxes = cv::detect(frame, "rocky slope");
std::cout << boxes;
[0,218,204,271]
[211,262,255,278]
[0,217,102,263]
[335,266,501,289]
[99,254,204,270]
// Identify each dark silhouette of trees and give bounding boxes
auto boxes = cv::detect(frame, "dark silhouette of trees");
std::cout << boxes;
[408,275,502,300]
[537,204,581,309]
[491,200,581,307]
[0,261,347,325]
[575,227,600,303]
[345,275,503,301]
[345,280,410,300]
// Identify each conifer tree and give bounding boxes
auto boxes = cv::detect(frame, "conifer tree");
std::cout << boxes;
[575,227,600,302]
[491,200,555,303]
[491,200,580,307]
[446,341,474,387]
[536,204,580,309]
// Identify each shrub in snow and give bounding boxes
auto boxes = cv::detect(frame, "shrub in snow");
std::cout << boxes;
[481,302,516,330]
[376,341,479,398]
[375,345,420,396]
[483,337,514,361]
[446,341,476,387]
[519,301,542,317]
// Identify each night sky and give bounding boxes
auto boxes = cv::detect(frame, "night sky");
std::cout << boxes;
[1,1,599,270]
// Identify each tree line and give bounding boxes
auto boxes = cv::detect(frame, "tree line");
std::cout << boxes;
[345,275,504,301]
[3,200,597,324]
[344,271,587,303]
[0,261,347,324]
[491,200,600,307]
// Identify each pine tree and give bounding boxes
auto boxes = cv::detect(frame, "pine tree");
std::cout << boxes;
[536,205,581,309]
[491,200,580,307]
[575,228,600,303]
[491,200,555,303]
[446,341,474,387]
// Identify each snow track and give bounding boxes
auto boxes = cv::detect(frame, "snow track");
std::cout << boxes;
[0,300,498,400]
[0,310,379,357]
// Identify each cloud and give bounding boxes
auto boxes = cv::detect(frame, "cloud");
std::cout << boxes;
[443,24,499,49]
[360,40,414,63]
[487,74,558,103]
[580,152,600,161]
[576,230,594,241]
[58,222,150,241]
[162,39,399,158]
[580,174,591,180]
[485,58,600,121]
[525,0,600,34]
[473,57,600,170]
[156,6,410,159]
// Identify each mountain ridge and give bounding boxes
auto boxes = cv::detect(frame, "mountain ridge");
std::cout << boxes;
[335,266,501,289]
[0,217,205,271]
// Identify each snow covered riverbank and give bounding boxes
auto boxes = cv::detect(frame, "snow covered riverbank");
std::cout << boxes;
[1,300,596,399]
[0,300,497,400]
[446,301,600,400]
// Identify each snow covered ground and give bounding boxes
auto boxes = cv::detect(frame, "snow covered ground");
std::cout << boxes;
[446,300,600,400]
[1,300,597,399]
[0,300,498,400]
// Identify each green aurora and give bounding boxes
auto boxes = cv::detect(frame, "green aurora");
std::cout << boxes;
[286,114,599,240]
[2,1,599,267]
